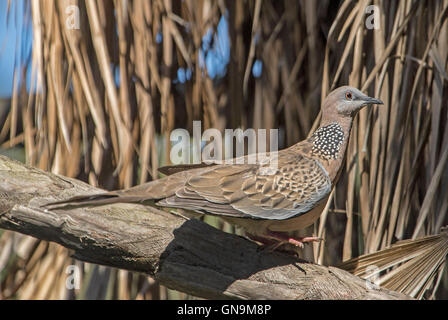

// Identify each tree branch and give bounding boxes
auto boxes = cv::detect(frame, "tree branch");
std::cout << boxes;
[0,155,410,299]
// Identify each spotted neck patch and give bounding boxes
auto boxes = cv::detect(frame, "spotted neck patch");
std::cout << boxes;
[311,123,345,160]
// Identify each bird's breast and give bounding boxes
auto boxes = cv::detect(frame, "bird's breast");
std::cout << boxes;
[310,122,345,160]
[266,197,328,232]
[220,196,329,235]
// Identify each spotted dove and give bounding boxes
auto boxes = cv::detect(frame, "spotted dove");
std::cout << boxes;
[47,86,383,248]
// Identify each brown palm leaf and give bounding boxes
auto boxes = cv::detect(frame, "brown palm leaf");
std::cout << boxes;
[339,226,448,299]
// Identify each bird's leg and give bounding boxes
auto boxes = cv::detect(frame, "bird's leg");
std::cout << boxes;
[247,232,322,254]
[248,234,299,256]
[265,231,322,248]
[247,234,278,247]
[246,234,294,254]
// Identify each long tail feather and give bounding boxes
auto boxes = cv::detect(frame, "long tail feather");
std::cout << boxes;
[42,192,151,208]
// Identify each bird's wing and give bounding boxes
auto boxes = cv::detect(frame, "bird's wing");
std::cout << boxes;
[158,162,216,176]
[160,152,332,220]
[157,153,257,176]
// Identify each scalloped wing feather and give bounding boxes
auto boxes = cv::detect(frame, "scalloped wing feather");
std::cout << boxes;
[158,151,332,220]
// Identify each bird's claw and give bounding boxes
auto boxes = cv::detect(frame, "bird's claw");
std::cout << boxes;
[249,232,323,256]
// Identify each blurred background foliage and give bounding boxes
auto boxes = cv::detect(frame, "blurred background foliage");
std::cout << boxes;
[0,0,447,299]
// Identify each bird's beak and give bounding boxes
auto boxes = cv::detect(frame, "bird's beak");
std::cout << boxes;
[362,96,384,105]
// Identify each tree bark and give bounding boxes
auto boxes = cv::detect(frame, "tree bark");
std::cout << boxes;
[0,155,410,300]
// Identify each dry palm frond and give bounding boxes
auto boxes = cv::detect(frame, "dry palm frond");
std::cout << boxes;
[339,226,448,299]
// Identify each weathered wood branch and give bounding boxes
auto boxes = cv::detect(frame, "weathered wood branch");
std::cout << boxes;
[0,155,410,299]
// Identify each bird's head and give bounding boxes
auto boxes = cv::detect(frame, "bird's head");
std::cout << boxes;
[322,86,383,118]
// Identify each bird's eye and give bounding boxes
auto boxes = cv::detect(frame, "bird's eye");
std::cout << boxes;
[345,92,353,100]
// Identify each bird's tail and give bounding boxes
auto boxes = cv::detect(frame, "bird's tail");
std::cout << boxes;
[42,191,155,208]
[43,165,213,209]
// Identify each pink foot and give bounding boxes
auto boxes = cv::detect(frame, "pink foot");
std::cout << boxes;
[288,236,323,247]
[248,232,322,252]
